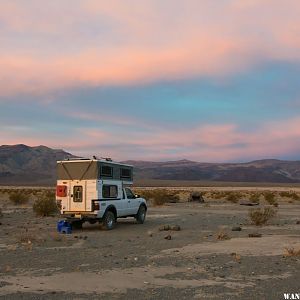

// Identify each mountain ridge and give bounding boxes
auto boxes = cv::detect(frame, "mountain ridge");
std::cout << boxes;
[1,144,300,185]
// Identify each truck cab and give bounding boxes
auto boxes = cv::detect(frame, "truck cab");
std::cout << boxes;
[56,158,147,230]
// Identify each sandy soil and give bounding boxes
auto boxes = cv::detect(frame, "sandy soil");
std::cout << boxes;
[0,191,300,299]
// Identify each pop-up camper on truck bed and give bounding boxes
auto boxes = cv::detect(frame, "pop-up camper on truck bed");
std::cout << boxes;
[56,158,147,230]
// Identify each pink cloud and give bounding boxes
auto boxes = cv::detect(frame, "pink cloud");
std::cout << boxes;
[1,1,300,96]
[60,117,300,161]
[2,117,300,161]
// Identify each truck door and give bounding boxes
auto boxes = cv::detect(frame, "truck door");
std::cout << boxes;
[70,182,86,211]
[124,187,140,215]
[101,182,127,217]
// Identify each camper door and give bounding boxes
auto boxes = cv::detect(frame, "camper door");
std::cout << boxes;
[70,181,86,211]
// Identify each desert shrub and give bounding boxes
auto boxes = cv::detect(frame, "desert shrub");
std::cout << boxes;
[9,192,30,205]
[263,192,276,205]
[249,192,261,203]
[216,229,230,240]
[289,192,299,201]
[225,192,239,203]
[136,189,180,206]
[31,189,40,196]
[279,191,300,201]
[33,191,58,216]
[249,207,277,226]
[279,191,289,197]
[22,189,32,196]
[210,191,227,199]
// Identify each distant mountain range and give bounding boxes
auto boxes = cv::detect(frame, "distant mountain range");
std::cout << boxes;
[124,159,300,184]
[0,144,75,185]
[1,144,300,185]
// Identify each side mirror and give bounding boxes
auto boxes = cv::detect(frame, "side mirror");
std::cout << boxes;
[135,194,140,198]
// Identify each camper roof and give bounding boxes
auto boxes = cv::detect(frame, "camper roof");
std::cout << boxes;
[57,158,133,168]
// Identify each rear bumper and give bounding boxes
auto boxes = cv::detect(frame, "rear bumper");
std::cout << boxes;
[61,211,98,219]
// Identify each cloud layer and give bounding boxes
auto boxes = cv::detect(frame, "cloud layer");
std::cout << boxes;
[1,0,300,96]
[1,1,300,161]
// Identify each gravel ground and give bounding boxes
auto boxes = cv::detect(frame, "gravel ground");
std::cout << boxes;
[0,196,300,299]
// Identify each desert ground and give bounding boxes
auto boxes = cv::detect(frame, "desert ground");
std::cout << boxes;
[0,187,300,299]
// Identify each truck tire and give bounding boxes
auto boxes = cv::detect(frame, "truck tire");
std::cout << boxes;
[136,205,146,224]
[102,211,116,230]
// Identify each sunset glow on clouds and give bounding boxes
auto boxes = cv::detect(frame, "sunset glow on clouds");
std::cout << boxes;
[1,0,300,161]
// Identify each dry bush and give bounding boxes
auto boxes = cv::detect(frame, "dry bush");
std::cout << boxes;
[263,191,276,205]
[33,191,58,216]
[279,191,300,201]
[9,192,30,205]
[225,192,240,203]
[210,191,227,200]
[284,247,300,257]
[216,229,230,240]
[135,189,180,206]
[249,192,261,203]
[249,207,277,226]
[31,189,41,196]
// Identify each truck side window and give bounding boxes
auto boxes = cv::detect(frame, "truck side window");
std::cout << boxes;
[103,185,118,198]
[125,188,135,199]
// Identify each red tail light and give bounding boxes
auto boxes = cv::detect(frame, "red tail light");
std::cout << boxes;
[56,185,67,197]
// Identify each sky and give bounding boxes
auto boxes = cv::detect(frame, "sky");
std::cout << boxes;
[1,0,300,162]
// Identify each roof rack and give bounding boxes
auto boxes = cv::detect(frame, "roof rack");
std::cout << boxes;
[63,157,113,162]
[64,157,90,161]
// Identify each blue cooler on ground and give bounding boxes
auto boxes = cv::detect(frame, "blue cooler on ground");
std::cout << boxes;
[57,220,72,234]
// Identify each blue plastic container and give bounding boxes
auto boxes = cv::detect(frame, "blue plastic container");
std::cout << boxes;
[57,220,72,234]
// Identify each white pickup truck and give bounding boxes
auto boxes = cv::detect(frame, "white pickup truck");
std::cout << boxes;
[56,158,147,230]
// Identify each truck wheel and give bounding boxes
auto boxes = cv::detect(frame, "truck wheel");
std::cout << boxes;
[72,220,83,229]
[102,211,116,230]
[136,205,146,224]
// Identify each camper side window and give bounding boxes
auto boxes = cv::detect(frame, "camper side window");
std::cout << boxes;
[120,168,131,179]
[102,185,118,199]
[101,166,113,177]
